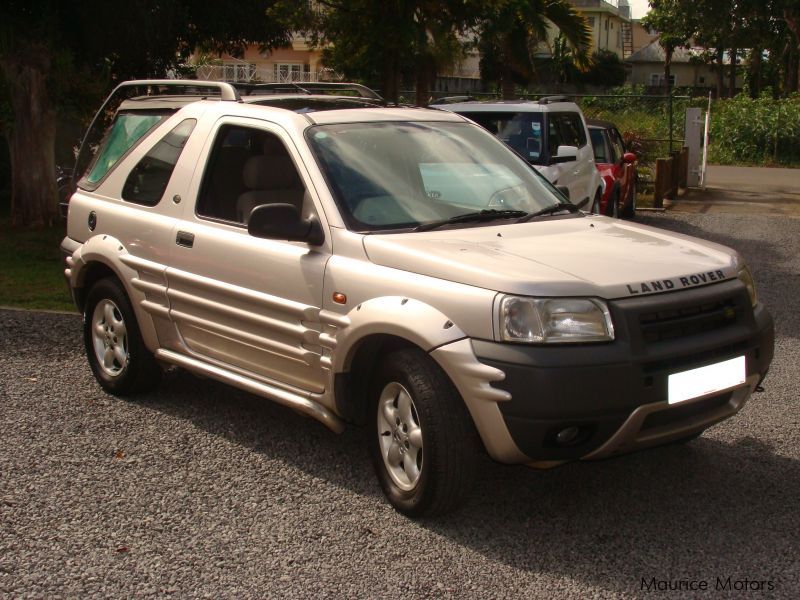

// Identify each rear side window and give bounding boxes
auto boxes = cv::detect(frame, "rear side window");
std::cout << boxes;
[122,119,197,206]
[84,113,167,185]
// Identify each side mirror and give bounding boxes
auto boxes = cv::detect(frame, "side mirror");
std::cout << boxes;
[623,152,637,164]
[551,145,579,164]
[247,203,325,246]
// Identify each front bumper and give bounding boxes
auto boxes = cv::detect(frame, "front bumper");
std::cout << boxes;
[471,280,774,464]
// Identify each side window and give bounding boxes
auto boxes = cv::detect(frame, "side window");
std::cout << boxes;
[589,129,608,163]
[83,113,167,185]
[197,125,306,225]
[122,119,196,206]
[557,114,588,148]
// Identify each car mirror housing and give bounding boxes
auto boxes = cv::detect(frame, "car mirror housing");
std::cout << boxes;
[551,145,579,164]
[247,203,325,246]
[623,152,637,164]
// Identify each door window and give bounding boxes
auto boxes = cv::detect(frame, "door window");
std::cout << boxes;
[555,114,587,148]
[197,125,306,225]
[122,119,196,206]
[589,129,609,163]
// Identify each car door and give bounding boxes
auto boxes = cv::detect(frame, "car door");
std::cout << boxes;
[165,116,331,393]
[550,113,594,208]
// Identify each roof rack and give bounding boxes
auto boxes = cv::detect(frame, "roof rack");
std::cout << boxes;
[233,82,382,100]
[429,95,474,105]
[537,95,571,105]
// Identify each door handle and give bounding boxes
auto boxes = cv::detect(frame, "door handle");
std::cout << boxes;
[176,231,195,248]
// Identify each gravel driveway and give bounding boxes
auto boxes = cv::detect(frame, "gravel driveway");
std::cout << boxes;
[1,212,798,598]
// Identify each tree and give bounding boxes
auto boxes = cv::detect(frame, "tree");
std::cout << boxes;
[478,0,591,99]
[310,1,482,105]
[0,0,292,228]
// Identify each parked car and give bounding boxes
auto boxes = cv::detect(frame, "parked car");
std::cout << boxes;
[587,119,638,219]
[61,80,774,517]
[433,97,604,212]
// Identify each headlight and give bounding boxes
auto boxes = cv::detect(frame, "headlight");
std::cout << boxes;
[499,296,614,343]
[737,266,758,307]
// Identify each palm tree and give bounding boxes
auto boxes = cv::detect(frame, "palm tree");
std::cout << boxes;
[478,0,592,99]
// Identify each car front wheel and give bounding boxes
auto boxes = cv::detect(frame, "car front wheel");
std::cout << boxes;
[369,348,477,517]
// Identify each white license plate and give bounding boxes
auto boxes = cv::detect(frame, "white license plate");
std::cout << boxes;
[668,356,746,404]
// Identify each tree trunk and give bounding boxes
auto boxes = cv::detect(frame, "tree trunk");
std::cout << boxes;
[415,56,436,107]
[715,47,725,98]
[749,47,762,98]
[381,55,400,104]
[728,47,737,97]
[663,47,672,94]
[0,49,58,228]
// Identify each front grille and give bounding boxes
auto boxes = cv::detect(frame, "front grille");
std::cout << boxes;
[639,298,738,343]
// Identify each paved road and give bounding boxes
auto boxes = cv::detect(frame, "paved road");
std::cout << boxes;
[668,165,800,217]
[2,212,798,598]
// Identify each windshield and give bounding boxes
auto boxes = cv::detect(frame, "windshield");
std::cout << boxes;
[456,112,547,165]
[307,121,569,232]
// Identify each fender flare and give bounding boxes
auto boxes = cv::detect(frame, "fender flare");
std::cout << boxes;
[332,296,466,374]
[66,235,163,352]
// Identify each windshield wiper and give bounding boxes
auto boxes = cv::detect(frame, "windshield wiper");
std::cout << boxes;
[414,209,529,232]
[516,203,578,222]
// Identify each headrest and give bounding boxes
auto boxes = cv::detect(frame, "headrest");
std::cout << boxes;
[242,154,299,190]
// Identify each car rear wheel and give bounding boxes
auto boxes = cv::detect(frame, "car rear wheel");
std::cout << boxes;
[590,188,602,214]
[83,277,162,395]
[369,348,477,517]
[605,187,620,218]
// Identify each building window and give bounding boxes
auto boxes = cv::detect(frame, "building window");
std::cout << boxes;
[274,63,304,82]
[650,73,677,86]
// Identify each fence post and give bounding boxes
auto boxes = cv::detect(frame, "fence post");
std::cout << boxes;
[679,147,689,188]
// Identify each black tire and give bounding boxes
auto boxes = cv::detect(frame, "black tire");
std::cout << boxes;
[605,186,620,218]
[83,277,162,395]
[622,176,637,220]
[590,188,602,214]
[369,348,478,517]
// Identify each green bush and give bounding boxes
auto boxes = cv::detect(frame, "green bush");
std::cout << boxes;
[708,94,800,166]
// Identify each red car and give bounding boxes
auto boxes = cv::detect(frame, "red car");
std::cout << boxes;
[588,119,637,219]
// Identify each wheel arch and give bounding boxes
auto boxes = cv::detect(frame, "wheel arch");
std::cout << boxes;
[332,296,468,424]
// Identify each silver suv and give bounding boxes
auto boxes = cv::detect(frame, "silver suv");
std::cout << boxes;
[433,97,603,211]
[61,81,774,516]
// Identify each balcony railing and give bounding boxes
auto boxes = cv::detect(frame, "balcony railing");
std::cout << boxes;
[195,63,343,84]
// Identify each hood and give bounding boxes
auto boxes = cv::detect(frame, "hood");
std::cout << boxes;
[362,215,740,300]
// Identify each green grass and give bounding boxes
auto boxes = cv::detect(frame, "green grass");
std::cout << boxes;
[0,216,76,312]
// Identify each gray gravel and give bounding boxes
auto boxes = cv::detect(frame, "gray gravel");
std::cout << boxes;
[1,212,798,598]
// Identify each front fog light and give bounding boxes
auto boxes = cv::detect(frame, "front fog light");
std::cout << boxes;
[737,267,758,307]
[500,296,614,343]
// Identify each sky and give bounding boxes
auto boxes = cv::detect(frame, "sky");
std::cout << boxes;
[628,0,650,19]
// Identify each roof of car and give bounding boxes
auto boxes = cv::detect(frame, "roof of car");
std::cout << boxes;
[587,119,618,130]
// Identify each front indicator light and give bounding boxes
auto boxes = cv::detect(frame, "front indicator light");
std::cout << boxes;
[737,266,758,307]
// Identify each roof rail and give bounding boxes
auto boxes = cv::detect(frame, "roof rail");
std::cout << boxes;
[537,95,571,105]
[233,81,383,100]
[114,79,241,101]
